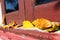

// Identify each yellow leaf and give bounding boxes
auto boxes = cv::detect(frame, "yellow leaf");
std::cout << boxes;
[22,21,34,28]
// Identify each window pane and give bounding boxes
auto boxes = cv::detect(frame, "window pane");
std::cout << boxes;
[35,0,52,5]
[4,0,19,13]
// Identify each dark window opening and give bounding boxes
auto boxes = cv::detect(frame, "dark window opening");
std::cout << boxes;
[4,0,19,13]
[35,0,53,5]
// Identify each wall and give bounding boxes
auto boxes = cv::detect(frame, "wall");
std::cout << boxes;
[0,2,2,24]
[34,1,60,22]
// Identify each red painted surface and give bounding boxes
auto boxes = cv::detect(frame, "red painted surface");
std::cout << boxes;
[6,11,21,24]
[25,0,60,22]
[1,0,25,25]
[34,1,60,22]
[25,0,34,21]
[1,0,60,24]
[0,29,60,40]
